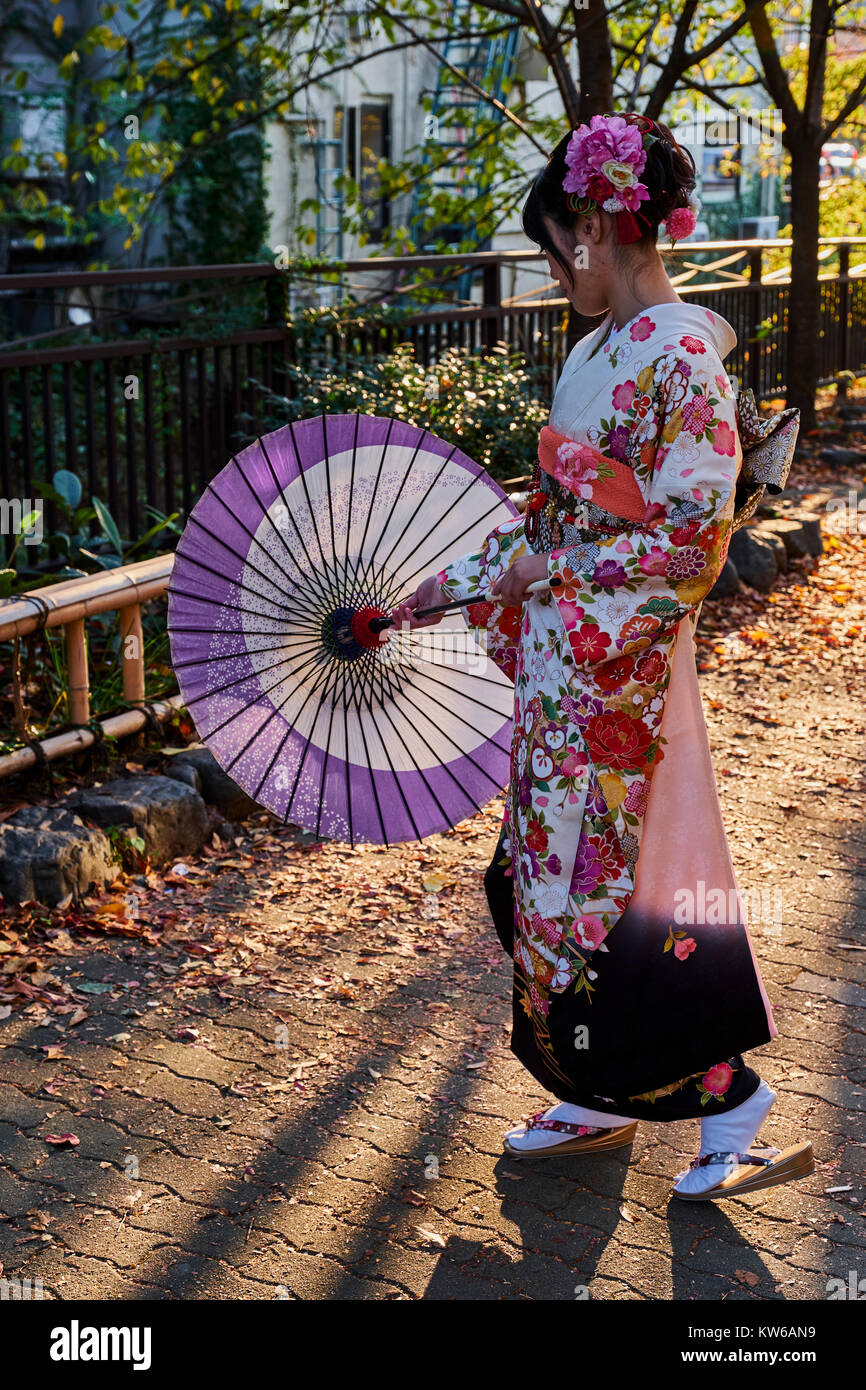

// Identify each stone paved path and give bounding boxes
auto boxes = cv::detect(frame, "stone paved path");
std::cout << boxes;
[1,513,864,1301]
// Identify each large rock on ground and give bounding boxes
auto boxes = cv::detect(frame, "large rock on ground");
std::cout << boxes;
[0,804,119,907]
[756,516,821,561]
[704,557,740,601]
[162,746,258,821]
[727,529,780,592]
[798,515,825,558]
[752,526,788,572]
[62,775,209,864]
[819,446,864,468]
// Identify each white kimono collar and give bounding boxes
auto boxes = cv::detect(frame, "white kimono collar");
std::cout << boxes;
[594,300,738,361]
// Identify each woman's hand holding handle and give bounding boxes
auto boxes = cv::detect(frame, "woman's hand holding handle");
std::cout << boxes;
[390,573,449,629]
[390,556,556,630]
[488,553,551,605]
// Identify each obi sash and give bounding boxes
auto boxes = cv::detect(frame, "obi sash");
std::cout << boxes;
[537,425,665,527]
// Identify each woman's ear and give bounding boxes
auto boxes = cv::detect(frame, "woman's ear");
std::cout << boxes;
[571,214,604,257]
[583,213,605,245]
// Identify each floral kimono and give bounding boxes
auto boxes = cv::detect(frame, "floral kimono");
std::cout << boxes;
[438,302,777,1118]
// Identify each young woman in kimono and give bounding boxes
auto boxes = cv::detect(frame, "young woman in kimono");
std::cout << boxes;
[391,114,813,1201]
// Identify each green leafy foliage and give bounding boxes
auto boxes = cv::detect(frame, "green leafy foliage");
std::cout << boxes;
[4,468,182,594]
[245,339,550,484]
[0,472,180,751]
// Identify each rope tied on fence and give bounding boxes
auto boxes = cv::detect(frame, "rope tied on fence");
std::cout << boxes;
[68,718,107,748]
[24,593,53,634]
[132,701,165,740]
[22,729,56,799]
[12,594,58,797]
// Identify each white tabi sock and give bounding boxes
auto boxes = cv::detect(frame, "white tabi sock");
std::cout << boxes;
[564,1101,637,1128]
[505,1100,634,1152]
[673,1080,777,1195]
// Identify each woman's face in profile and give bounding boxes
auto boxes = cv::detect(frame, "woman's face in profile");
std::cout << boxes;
[542,214,611,319]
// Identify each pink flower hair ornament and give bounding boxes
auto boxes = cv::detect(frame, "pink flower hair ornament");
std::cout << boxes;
[664,204,697,242]
[562,113,699,245]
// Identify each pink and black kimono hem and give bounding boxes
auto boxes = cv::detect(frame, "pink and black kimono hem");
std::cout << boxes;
[485,838,764,1121]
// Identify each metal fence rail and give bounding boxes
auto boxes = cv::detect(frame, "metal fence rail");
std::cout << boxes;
[1,241,864,552]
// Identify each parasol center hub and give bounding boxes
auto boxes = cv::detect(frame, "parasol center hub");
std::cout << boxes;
[323,605,390,660]
[351,606,390,649]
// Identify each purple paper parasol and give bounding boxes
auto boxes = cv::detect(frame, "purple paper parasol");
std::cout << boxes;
[167,412,519,845]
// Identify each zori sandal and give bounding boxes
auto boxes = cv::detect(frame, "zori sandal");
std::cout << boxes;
[504,1112,638,1158]
[673,1142,815,1201]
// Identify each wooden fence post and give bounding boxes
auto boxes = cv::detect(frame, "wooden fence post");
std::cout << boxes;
[120,603,146,705]
[482,261,501,351]
[748,247,763,396]
[839,242,851,372]
[265,271,288,327]
[65,617,89,725]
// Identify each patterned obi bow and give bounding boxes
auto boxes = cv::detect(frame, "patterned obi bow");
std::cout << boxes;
[731,388,799,531]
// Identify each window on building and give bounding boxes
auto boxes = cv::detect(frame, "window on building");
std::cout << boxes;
[701,144,741,201]
[335,102,391,242]
[3,96,67,193]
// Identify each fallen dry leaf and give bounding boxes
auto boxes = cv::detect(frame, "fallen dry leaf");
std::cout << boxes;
[415,1226,446,1248]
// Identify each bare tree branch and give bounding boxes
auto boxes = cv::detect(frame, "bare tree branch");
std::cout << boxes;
[380,8,549,154]
[687,0,765,66]
[619,7,662,102]
[643,1,771,120]
[747,2,804,135]
[519,0,581,125]
[823,69,866,138]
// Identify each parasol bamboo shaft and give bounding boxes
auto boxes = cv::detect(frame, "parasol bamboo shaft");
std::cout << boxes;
[373,576,560,630]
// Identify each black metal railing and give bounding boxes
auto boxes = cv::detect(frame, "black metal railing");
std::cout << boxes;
[1,241,864,551]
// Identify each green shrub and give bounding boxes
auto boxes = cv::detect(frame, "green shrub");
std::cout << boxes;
[246,340,549,485]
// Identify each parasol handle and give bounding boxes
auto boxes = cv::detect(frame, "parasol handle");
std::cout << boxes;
[369,575,562,632]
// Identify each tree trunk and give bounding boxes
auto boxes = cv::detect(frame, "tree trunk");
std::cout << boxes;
[785,139,822,432]
[575,0,613,120]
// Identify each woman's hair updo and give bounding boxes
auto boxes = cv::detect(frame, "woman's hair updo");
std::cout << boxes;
[522,114,697,287]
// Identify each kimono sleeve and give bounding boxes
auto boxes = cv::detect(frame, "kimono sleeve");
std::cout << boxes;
[546,352,739,671]
[436,513,529,683]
